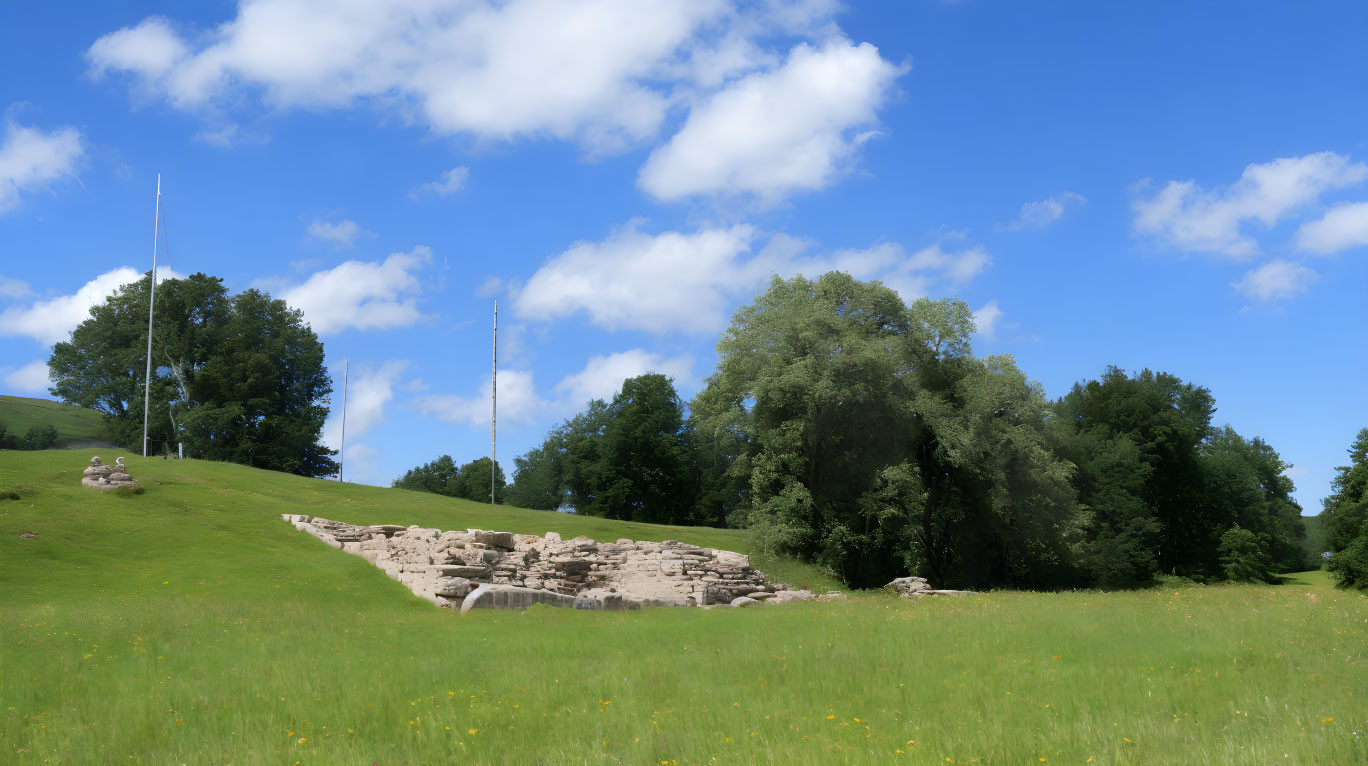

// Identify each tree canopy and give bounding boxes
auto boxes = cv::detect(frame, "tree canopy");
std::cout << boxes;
[393,455,508,504]
[478,271,1310,592]
[48,272,337,477]
[691,273,1077,588]
[1322,428,1368,589]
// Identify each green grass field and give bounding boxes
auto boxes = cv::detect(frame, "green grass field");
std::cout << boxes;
[0,395,107,448]
[1,451,1364,764]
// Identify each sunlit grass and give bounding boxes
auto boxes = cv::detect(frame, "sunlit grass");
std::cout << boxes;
[1,451,1364,763]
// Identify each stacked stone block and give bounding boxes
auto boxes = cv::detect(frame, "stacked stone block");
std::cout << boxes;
[283,514,833,612]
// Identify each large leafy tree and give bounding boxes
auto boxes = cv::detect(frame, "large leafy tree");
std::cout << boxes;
[48,272,337,477]
[505,433,567,510]
[692,272,1077,588]
[507,374,700,523]
[1050,368,1304,585]
[593,374,695,523]
[554,375,696,524]
[1322,428,1368,589]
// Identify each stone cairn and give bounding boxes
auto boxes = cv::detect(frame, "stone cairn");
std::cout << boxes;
[81,456,138,490]
[283,514,842,613]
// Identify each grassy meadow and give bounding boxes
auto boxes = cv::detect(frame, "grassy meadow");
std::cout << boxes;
[0,396,105,448]
[1,450,1364,764]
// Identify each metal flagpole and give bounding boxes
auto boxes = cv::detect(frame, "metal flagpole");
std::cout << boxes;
[491,300,497,504]
[142,174,161,457]
[339,359,349,482]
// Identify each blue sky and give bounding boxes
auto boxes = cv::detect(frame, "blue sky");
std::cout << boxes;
[1,1,1364,512]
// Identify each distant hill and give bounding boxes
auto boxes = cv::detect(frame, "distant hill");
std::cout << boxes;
[0,394,109,448]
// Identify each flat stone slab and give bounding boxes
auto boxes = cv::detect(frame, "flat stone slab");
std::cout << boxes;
[460,584,580,614]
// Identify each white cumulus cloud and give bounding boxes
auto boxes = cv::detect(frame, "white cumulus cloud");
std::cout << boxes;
[306,218,362,247]
[282,246,430,334]
[514,221,993,335]
[0,274,32,299]
[87,17,189,81]
[514,221,759,335]
[0,115,84,213]
[0,267,183,346]
[1133,151,1368,257]
[554,349,693,408]
[973,300,1003,340]
[639,38,903,203]
[86,0,730,153]
[322,359,408,450]
[85,2,900,203]
[1002,191,1085,230]
[1296,200,1368,254]
[1230,259,1317,302]
[411,166,469,199]
[2,360,51,393]
[417,368,545,428]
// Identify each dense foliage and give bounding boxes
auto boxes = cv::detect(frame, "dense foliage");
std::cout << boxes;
[1050,372,1306,587]
[689,274,1076,588]
[492,272,1311,591]
[1322,428,1368,589]
[392,454,508,504]
[47,272,337,477]
[0,421,59,450]
[503,373,705,524]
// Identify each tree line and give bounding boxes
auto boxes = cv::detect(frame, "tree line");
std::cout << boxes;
[1321,428,1368,589]
[402,272,1319,591]
[0,421,59,450]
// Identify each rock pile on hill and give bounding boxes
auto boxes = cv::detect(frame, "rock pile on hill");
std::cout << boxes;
[283,514,841,612]
[81,456,138,490]
[884,576,976,598]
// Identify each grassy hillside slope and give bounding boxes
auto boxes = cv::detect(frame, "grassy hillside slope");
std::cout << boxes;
[0,395,106,447]
[1,451,1364,764]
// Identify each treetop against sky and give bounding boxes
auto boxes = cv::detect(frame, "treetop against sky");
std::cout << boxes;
[0,1,1364,508]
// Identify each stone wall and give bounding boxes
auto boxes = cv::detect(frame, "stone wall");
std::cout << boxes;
[284,514,837,612]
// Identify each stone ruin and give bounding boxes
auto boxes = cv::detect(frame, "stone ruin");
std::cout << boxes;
[884,576,976,598]
[81,456,138,490]
[284,514,842,613]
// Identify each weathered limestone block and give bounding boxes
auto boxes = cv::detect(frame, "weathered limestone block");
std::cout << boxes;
[474,531,515,550]
[284,514,839,613]
[434,576,473,598]
[883,576,975,598]
[772,589,815,603]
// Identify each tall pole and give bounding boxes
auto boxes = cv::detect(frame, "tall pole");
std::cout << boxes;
[339,359,349,483]
[491,300,497,504]
[142,174,161,458]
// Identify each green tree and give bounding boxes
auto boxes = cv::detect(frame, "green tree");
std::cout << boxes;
[506,431,567,510]
[1219,525,1276,582]
[21,424,59,450]
[48,273,337,477]
[1050,367,1217,582]
[1200,426,1306,574]
[391,455,508,503]
[594,374,695,524]
[451,456,507,504]
[393,454,461,495]
[693,273,1077,588]
[1322,428,1368,589]
[555,375,696,524]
